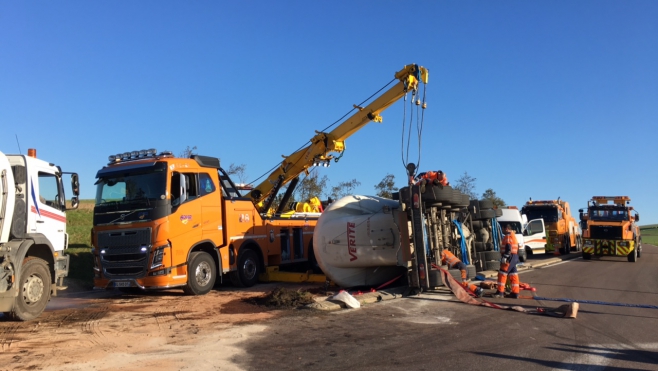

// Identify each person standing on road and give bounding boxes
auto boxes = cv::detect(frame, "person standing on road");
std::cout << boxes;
[494,224,520,298]
[440,249,483,297]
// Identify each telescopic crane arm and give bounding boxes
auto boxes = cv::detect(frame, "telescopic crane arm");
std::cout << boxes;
[247,64,429,211]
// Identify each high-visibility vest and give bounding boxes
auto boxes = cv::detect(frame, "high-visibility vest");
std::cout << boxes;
[442,250,461,268]
[502,233,519,255]
[421,171,448,186]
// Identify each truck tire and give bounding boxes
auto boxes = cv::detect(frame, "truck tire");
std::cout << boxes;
[485,242,494,251]
[183,252,216,295]
[494,208,502,217]
[233,248,260,288]
[479,199,493,210]
[482,251,500,261]
[428,269,443,287]
[484,260,501,271]
[480,209,495,219]
[627,247,637,263]
[427,185,452,203]
[471,220,483,230]
[10,257,51,321]
[582,252,591,260]
[519,249,527,262]
[561,235,571,255]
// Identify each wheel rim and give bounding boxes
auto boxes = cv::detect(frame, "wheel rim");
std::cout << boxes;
[194,260,212,287]
[23,274,44,304]
[242,257,257,281]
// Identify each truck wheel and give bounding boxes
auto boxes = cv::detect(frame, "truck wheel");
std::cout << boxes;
[479,209,495,219]
[307,243,322,274]
[478,199,493,210]
[11,257,51,321]
[484,260,501,271]
[234,249,260,288]
[561,235,571,255]
[183,252,216,295]
[519,249,527,262]
[627,247,637,263]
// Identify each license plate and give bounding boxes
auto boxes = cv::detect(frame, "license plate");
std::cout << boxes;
[114,281,131,288]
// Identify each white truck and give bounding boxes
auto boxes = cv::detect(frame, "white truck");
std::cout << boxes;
[0,149,79,320]
[496,207,528,262]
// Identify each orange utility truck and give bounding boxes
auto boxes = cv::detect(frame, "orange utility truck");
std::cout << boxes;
[521,198,582,255]
[91,64,429,294]
[579,196,641,262]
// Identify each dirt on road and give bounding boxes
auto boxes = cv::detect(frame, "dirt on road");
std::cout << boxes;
[0,281,324,371]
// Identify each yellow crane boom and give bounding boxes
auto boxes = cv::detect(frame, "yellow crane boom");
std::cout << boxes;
[247,64,429,211]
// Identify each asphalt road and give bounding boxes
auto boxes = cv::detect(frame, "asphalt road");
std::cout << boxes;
[239,245,658,371]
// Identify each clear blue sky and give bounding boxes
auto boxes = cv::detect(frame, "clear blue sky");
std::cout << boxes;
[1,1,656,224]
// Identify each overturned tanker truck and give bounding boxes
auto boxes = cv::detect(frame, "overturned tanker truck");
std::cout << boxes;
[313,171,500,290]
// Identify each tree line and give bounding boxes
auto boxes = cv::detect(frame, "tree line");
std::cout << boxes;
[180,146,506,207]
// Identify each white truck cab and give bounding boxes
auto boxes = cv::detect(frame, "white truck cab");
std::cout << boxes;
[496,207,528,262]
[523,218,547,256]
[0,149,79,321]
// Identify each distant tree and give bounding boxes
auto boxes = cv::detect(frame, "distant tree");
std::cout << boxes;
[330,179,361,200]
[296,171,329,202]
[374,174,398,198]
[227,163,248,184]
[179,145,197,158]
[482,188,506,208]
[454,171,478,200]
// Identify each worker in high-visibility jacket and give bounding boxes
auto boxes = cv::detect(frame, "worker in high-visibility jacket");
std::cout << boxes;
[494,224,520,298]
[441,249,483,297]
[418,170,449,186]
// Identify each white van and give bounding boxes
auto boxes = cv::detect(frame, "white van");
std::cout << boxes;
[496,207,528,262]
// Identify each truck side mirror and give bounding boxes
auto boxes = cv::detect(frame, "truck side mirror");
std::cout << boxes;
[70,196,79,210]
[71,173,80,196]
[635,213,639,222]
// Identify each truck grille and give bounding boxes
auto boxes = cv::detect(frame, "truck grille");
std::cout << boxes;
[590,225,622,240]
[97,228,151,278]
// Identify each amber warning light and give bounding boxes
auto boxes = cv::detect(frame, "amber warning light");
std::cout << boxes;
[27,148,37,158]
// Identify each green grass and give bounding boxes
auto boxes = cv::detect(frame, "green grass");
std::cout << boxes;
[640,225,658,245]
[65,200,94,285]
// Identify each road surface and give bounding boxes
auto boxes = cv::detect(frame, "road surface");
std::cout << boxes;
[1,245,656,371]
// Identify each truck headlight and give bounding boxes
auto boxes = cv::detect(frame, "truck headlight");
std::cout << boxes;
[151,243,170,269]
[584,240,593,246]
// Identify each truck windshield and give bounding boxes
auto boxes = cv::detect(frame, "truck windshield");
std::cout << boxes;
[499,221,522,234]
[95,165,167,206]
[589,207,628,221]
[522,206,559,223]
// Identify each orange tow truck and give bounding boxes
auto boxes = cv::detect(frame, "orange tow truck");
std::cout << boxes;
[91,64,429,294]
[580,196,642,262]
[521,198,582,255]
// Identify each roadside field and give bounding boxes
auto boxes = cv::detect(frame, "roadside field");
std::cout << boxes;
[65,200,94,286]
[640,225,658,245]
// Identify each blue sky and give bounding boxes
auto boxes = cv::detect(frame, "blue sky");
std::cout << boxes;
[1,1,656,224]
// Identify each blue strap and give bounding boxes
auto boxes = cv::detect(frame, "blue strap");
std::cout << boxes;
[492,218,502,252]
[452,220,470,265]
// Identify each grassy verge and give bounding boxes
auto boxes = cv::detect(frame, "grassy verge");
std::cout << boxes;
[65,200,94,287]
[640,225,658,245]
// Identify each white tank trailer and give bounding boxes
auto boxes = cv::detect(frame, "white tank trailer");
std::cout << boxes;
[312,195,409,288]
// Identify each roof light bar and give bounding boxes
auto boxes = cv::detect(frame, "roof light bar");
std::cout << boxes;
[107,148,160,164]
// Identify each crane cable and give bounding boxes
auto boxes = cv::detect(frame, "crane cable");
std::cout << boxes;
[247,78,398,187]
[400,81,427,175]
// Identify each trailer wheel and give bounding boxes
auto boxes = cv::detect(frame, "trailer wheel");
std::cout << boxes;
[479,209,495,219]
[183,252,216,295]
[627,247,637,263]
[235,249,260,287]
[484,260,501,271]
[582,252,591,260]
[10,257,51,321]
